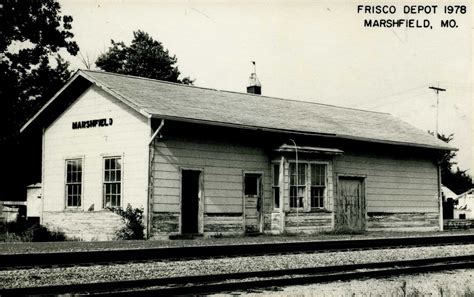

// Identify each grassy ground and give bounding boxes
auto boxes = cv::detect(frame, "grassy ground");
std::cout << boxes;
[1,229,473,254]
[248,269,474,297]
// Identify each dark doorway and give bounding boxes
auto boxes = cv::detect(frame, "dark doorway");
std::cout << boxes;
[443,198,454,220]
[181,170,201,234]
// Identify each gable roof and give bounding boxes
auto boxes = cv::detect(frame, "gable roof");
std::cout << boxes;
[22,69,454,151]
[442,184,457,199]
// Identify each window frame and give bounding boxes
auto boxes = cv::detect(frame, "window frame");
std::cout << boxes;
[289,163,307,209]
[244,174,260,197]
[310,163,327,209]
[288,161,328,210]
[64,158,83,209]
[102,156,123,208]
[271,162,280,210]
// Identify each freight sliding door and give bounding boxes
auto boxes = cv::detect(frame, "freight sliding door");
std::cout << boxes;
[335,176,366,232]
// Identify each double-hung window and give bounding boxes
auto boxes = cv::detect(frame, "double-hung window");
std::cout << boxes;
[289,162,327,209]
[272,164,280,209]
[310,164,326,208]
[289,163,307,208]
[103,157,122,207]
[65,159,82,208]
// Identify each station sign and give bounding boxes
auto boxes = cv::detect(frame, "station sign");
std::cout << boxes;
[72,118,113,130]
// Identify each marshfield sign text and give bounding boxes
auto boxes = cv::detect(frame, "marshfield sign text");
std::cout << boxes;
[72,118,113,129]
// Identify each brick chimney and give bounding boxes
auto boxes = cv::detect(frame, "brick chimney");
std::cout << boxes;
[247,61,261,95]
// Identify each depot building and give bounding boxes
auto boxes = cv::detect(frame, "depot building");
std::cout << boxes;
[21,70,453,240]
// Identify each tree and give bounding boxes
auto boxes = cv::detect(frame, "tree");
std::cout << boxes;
[1,0,79,141]
[430,131,473,194]
[0,1,79,199]
[96,30,194,84]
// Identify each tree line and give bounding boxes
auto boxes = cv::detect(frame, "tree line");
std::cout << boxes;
[0,1,471,200]
[0,1,192,200]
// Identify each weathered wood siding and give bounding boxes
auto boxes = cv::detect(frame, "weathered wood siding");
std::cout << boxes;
[151,134,271,237]
[367,213,439,231]
[333,149,439,231]
[204,214,244,236]
[333,152,438,213]
[284,212,332,234]
[42,85,150,239]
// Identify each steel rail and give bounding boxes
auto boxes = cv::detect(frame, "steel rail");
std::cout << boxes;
[1,255,473,296]
[1,234,473,270]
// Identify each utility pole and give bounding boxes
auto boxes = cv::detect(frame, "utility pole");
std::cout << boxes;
[429,85,446,231]
[428,86,446,139]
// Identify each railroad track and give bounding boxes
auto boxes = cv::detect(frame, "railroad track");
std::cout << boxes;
[1,234,473,270]
[1,255,473,296]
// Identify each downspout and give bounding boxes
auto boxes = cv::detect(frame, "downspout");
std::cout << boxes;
[147,119,165,239]
[437,157,443,231]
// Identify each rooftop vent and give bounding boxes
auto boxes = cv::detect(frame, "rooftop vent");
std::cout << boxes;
[247,61,261,95]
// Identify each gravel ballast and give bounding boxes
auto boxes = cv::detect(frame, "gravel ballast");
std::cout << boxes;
[1,244,473,289]
[2,231,474,254]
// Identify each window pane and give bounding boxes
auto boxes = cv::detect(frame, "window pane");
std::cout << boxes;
[273,164,279,186]
[290,186,305,208]
[76,160,82,180]
[311,187,325,208]
[290,164,295,185]
[311,164,326,186]
[116,159,121,170]
[244,174,258,196]
[290,163,306,185]
[299,165,306,184]
[72,171,77,183]
[273,187,280,208]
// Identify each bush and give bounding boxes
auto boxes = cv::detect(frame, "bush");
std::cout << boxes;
[109,204,145,240]
[1,221,67,242]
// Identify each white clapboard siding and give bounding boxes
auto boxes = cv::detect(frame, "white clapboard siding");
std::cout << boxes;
[153,137,271,214]
[333,152,438,213]
[43,86,150,213]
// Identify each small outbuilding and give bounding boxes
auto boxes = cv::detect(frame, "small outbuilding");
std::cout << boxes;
[21,70,454,240]
[454,189,474,219]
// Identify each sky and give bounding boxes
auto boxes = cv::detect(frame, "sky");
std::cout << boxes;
[59,0,472,172]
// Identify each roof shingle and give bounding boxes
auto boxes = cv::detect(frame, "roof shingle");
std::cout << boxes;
[55,70,457,150]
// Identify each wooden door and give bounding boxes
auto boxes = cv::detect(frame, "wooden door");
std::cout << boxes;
[335,177,366,232]
[244,173,262,234]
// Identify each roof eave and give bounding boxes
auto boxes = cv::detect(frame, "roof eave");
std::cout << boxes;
[78,71,152,119]
[21,70,153,133]
[149,114,337,138]
[336,134,456,151]
[150,114,455,151]
[20,70,83,133]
